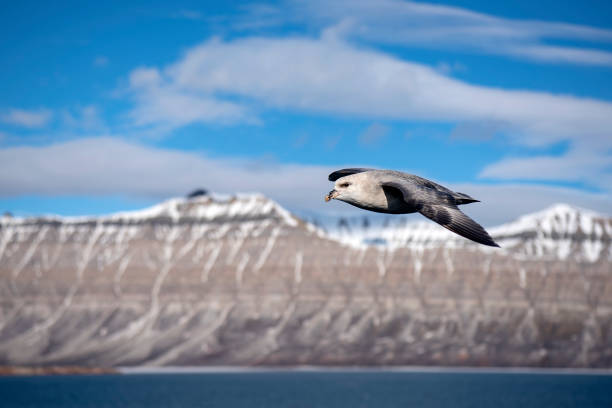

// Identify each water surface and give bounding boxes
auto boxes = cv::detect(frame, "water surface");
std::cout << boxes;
[1,370,611,408]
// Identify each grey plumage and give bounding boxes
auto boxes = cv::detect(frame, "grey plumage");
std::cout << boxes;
[326,168,499,247]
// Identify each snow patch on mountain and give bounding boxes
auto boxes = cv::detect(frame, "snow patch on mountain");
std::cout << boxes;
[323,215,462,250]
[490,203,605,238]
[491,204,611,262]
[320,203,611,262]
[1,194,299,227]
[2,197,609,263]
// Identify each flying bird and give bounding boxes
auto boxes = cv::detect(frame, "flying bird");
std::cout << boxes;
[325,168,499,247]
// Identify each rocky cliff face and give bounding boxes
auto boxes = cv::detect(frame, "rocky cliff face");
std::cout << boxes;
[0,195,610,368]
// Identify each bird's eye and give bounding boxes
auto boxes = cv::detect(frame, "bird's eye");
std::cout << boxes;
[340,182,350,188]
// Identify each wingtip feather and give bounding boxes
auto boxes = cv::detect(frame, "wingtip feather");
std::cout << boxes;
[420,204,500,248]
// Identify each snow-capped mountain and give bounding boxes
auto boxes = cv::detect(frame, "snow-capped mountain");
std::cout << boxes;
[2,193,299,226]
[321,203,611,263]
[323,215,463,249]
[491,204,612,262]
[0,195,610,368]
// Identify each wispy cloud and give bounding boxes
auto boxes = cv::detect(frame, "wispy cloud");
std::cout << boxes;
[172,9,204,21]
[93,56,109,67]
[450,121,504,142]
[127,67,256,129]
[61,105,107,132]
[0,138,609,224]
[359,123,389,146]
[131,36,612,136]
[435,61,466,75]
[134,36,612,142]
[229,0,612,66]
[480,149,612,191]
[0,138,334,214]
[1,108,53,128]
[124,34,612,190]
[504,44,612,66]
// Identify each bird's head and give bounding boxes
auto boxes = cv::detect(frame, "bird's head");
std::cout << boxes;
[325,174,360,203]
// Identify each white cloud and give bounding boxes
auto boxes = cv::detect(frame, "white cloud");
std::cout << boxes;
[505,44,612,66]
[141,36,612,144]
[480,149,612,190]
[0,138,334,214]
[125,35,612,191]
[1,108,53,128]
[127,67,256,128]
[0,138,610,225]
[435,61,466,75]
[62,105,106,132]
[234,0,612,66]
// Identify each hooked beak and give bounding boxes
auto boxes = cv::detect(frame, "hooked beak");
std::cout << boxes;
[325,189,339,202]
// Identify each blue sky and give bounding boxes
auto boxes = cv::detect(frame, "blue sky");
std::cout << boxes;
[1,0,611,225]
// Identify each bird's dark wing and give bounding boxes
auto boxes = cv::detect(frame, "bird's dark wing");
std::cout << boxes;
[401,174,479,205]
[419,204,499,247]
[328,168,375,181]
[380,180,453,207]
[380,180,498,247]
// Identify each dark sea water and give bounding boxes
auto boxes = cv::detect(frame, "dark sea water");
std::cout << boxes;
[1,370,611,408]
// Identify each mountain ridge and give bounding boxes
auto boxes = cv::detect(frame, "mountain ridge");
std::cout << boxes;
[3,195,610,262]
[0,194,610,368]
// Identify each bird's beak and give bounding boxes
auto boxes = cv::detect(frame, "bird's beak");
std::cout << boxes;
[325,189,339,202]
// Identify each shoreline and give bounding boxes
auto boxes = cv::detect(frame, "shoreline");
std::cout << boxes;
[119,365,612,376]
[0,366,118,376]
[2,365,610,376]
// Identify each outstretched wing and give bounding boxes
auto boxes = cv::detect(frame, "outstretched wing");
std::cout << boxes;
[328,168,375,181]
[393,173,479,205]
[419,204,499,247]
[380,179,498,247]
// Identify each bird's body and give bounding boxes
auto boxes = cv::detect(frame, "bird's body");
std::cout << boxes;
[326,168,499,247]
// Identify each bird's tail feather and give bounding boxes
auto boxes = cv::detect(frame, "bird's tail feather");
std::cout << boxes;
[453,192,479,205]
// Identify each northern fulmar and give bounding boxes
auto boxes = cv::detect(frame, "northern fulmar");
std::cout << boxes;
[325,168,499,247]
